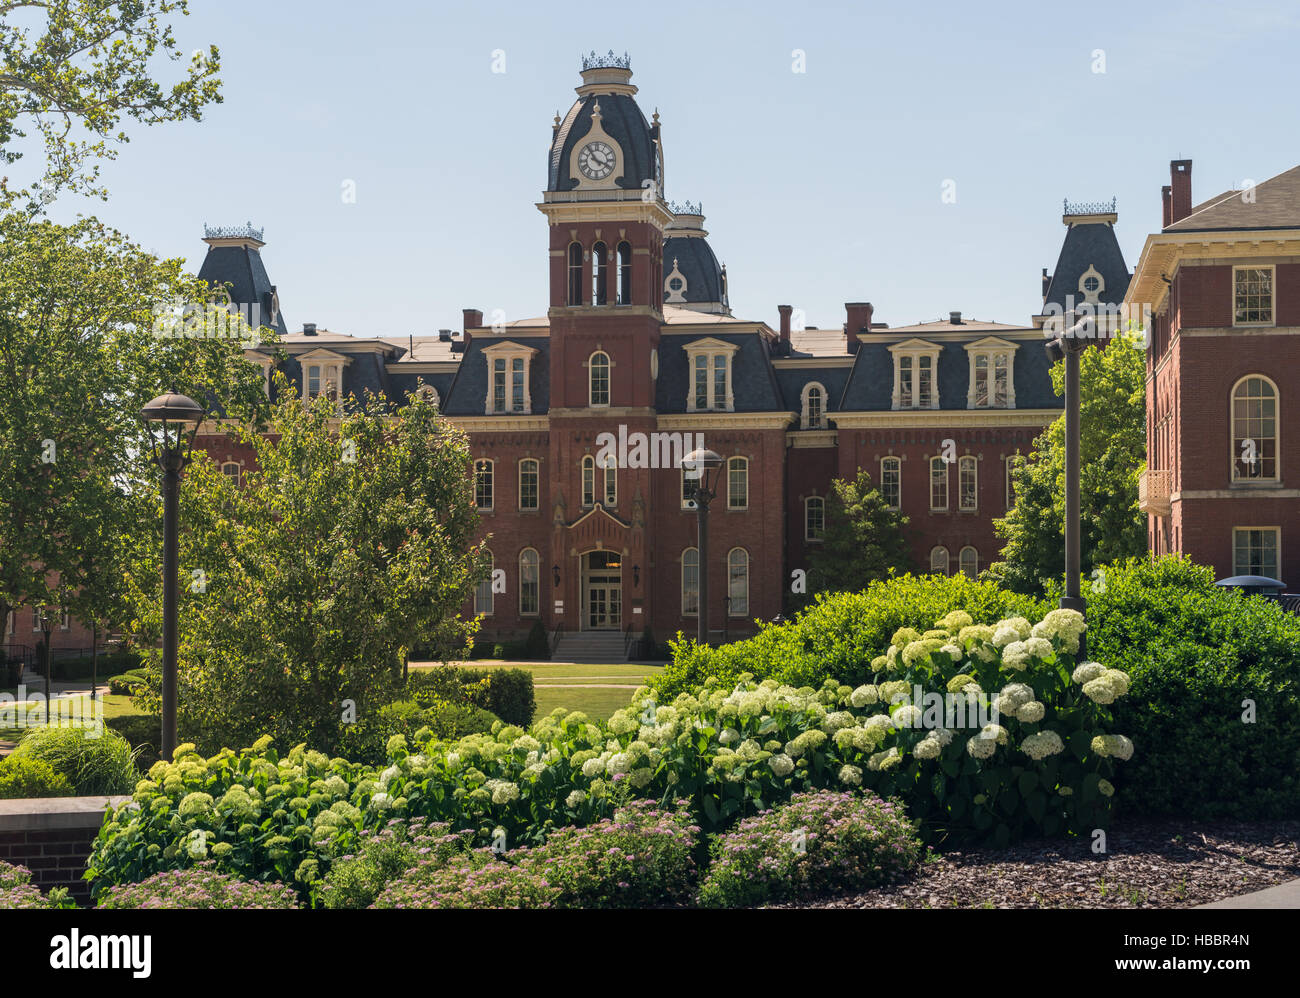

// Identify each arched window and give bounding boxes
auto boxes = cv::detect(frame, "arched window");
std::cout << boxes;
[959,546,979,579]
[930,456,948,510]
[221,461,241,486]
[592,241,608,305]
[616,242,632,305]
[475,550,494,615]
[474,459,494,510]
[681,548,699,616]
[589,351,611,407]
[727,457,748,510]
[417,383,439,408]
[519,548,540,616]
[801,383,826,429]
[805,496,825,541]
[959,456,978,511]
[600,452,617,507]
[728,548,749,616]
[930,546,950,576]
[880,456,901,510]
[567,242,583,306]
[1231,375,1278,481]
[581,455,596,507]
[518,458,539,511]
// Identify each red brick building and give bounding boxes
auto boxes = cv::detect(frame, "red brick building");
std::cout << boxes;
[1132,160,1300,587]
[188,55,1133,659]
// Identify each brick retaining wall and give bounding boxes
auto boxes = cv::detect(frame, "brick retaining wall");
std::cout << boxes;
[0,796,127,903]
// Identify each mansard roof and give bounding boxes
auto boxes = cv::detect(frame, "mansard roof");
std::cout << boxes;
[1041,214,1131,312]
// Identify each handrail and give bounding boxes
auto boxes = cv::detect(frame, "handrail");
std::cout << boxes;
[550,621,564,655]
[624,623,635,660]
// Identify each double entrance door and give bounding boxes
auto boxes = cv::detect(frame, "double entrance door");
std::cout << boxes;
[582,550,622,630]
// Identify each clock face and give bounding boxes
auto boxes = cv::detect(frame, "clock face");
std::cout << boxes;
[578,141,616,180]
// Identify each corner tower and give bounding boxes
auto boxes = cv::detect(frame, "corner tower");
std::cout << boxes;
[195,223,288,337]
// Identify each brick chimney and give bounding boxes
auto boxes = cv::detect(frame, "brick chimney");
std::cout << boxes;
[462,308,482,347]
[1161,185,1173,228]
[778,304,792,344]
[844,302,873,355]
[1169,160,1193,224]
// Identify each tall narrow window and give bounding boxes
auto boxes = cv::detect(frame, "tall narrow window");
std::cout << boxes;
[713,355,727,409]
[693,355,708,410]
[727,457,748,510]
[881,456,901,510]
[592,241,608,305]
[1233,527,1279,577]
[617,241,632,305]
[918,355,934,408]
[308,365,322,398]
[474,459,494,510]
[682,548,699,616]
[1231,375,1278,481]
[993,354,1009,406]
[802,383,826,429]
[959,546,979,579]
[601,454,617,507]
[930,457,948,510]
[959,456,978,511]
[518,459,539,511]
[475,550,494,615]
[511,357,525,412]
[589,351,611,406]
[728,548,749,616]
[1005,454,1019,510]
[492,357,506,413]
[519,548,540,615]
[974,355,988,407]
[805,496,825,541]
[582,455,596,507]
[930,546,950,576]
[898,356,913,408]
[567,242,583,306]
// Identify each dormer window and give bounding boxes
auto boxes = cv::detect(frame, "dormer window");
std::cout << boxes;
[299,349,349,403]
[800,383,827,429]
[684,337,738,412]
[964,339,1017,409]
[889,340,940,410]
[482,342,537,414]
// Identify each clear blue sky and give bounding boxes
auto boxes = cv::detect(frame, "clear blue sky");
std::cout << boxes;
[44,0,1300,337]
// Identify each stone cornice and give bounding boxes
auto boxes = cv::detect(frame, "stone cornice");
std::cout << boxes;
[831,409,1058,429]
[1126,230,1300,315]
[658,412,795,430]
[787,430,837,448]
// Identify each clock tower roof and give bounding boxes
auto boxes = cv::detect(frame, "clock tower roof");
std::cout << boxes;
[547,52,661,195]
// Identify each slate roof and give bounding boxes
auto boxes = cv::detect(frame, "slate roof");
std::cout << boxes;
[1041,220,1131,311]
[196,240,289,337]
[1165,165,1300,232]
[549,92,657,193]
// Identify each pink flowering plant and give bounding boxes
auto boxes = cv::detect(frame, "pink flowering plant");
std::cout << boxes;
[0,861,73,910]
[696,790,921,908]
[96,862,299,909]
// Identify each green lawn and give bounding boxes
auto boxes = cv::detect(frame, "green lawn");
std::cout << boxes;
[409,661,664,722]
[0,693,145,743]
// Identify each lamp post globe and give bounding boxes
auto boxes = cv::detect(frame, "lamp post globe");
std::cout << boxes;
[683,447,724,646]
[140,390,205,761]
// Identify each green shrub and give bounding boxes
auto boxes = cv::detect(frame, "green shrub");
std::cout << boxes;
[652,573,1048,699]
[696,790,921,907]
[337,697,497,767]
[317,818,471,909]
[96,862,299,909]
[106,715,162,770]
[53,651,143,681]
[408,665,535,728]
[1085,556,1300,819]
[373,799,699,909]
[10,726,139,795]
[524,620,550,660]
[0,860,72,909]
[107,668,149,696]
[0,756,73,799]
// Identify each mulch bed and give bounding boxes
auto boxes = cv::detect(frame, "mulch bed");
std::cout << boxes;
[774,820,1300,909]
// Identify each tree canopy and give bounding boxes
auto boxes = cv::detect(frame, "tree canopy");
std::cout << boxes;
[803,468,913,604]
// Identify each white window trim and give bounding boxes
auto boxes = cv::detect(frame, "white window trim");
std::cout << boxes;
[888,339,941,410]
[958,455,978,512]
[929,456,950,511]
[298,348,350,401]
[1232,264,1276,328]
[964,337,1017,410]
[958,546,979,579]
[474,459,495,512]
[684,337,739,413]
[601,453,617,508]
[727,547,749,616]
[880,455,902,511]
[518,458,540,511]
[930,545,950,576]
[586,349,613,407]
[800,382,828,429]
[519,548,540,616]
[804,495,825,541]
[1231,525,1281,577]
[727,456,749,510]
[1230,374,1281,484]
[221,461,242,485]
[482,341,538,415]
[681,547,699,616]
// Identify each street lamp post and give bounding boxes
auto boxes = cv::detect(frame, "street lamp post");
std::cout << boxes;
[1046,315,1091,658]
[684,448,724,646]
[140,391,205,761]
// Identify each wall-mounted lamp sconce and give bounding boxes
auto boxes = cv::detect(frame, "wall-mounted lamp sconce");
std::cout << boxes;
[633,564,640,587]
[552,564,561,587]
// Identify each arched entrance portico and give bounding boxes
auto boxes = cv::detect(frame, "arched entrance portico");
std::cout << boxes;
[580,549,623,630]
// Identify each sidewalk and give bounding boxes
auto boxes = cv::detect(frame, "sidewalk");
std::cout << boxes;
[1198,879,1300,908]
